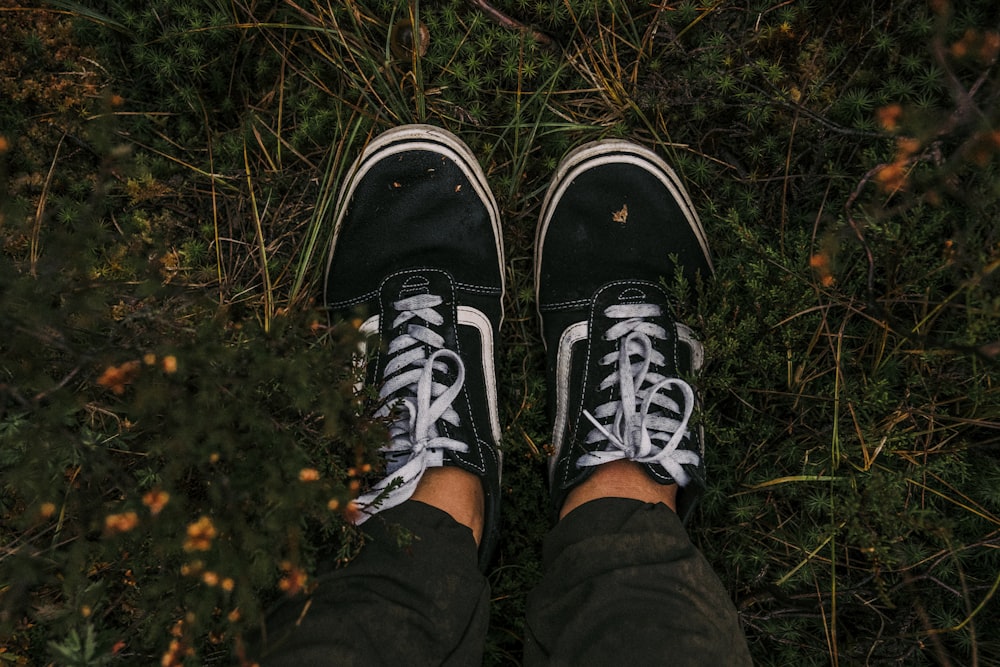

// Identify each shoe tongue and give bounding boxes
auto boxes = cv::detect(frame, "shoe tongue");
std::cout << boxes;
[378,269,457,346]
[380,269,455,303]
[616,285,649,305]
[589,280,680,373]
[591,280,668,312]
[398,274,431,298]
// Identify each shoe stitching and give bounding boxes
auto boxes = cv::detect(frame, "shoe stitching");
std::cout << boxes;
[539,298,592,312]
[440,272,488,478]
[328,279,501,312]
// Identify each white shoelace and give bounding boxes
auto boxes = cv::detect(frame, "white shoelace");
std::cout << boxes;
[353,293,469,523]
[578,303,699,486]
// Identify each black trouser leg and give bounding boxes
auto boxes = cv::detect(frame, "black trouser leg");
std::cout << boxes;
[524,498,752,667]
[261,501,490,667]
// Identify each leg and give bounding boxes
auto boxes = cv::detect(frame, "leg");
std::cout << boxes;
[525,482,751,665]
[260,125,505,663]
[529,140,751,665]
[262,500,489,666]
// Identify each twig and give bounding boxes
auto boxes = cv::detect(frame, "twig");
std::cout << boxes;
[29,133,66,277]
[464,0,553,48]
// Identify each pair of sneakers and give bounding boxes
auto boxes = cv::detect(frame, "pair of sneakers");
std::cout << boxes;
[324,125,712,569]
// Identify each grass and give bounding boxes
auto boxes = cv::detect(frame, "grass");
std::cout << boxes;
[2,0,999,664]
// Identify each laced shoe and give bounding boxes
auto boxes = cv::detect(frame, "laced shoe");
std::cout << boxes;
[324,125,504,568]
[535,140,712,521]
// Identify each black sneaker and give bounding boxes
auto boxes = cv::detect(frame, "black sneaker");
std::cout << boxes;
[535,140,712,522]
[324,125,504,569]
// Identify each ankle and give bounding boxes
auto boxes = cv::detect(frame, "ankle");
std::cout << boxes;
[559,460,677,520]
[410,467,485,545]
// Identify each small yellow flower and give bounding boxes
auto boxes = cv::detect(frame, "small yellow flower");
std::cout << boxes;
[162,355,178,374]
[39,502,57,519]
[202,571,220,587]
[97,361,141,395]
[327,498,340,511]
[896,137,920,159]
[161,638,193,667]
[298,468,320,482]
[876,104,902,132]
[184,516,217,552]
[875,162,907,193]
[809,253,835,287]
[104,511,140,535]
[981,31,1000,63]
[143,489,170,516]
[951,33,969,58]
[278,562,308,596]
[180,560,203,576]
[143,353,157,366]
[345,500,362,523]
